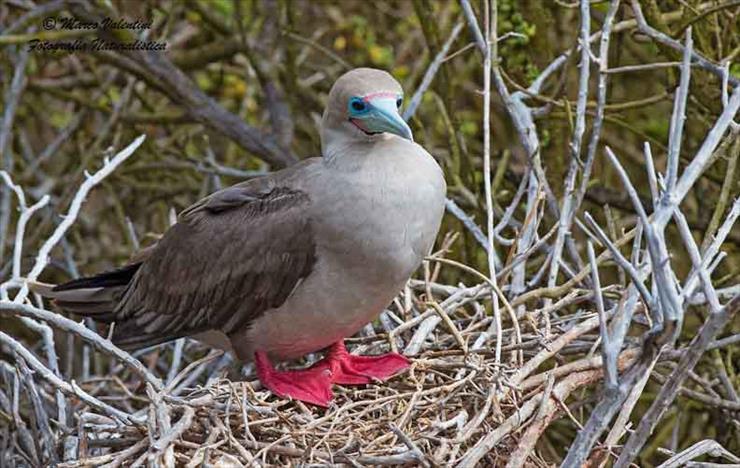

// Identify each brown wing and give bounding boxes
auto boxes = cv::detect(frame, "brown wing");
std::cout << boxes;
[109,183,316,350]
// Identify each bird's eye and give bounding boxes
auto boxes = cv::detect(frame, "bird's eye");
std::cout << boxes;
[396,97,403,108]
[350,98,367,113]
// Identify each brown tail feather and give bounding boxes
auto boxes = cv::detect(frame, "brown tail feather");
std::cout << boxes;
[32,264,180,351]
[32,263,141,319]
[52,263,141,291]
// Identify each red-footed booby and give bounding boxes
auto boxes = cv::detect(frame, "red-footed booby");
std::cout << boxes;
[41,68,447,407]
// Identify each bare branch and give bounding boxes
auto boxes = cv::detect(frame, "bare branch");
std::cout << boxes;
[0,331,133,424]
[404,21,465,121]
[615,294,740,467]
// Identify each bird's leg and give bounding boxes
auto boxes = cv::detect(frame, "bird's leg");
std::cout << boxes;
[253,351,333,407]
[317,341,410,385]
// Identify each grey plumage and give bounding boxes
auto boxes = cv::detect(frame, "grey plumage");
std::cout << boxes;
[41,68,447,364]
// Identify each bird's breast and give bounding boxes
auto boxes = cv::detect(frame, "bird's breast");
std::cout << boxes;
[241,147,446,361]
[314,148,446,282]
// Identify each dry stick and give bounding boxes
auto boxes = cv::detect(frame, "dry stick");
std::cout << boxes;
[462,0,562,252]
[234,438,421,466]
[629,0,739,87]
[459,0,486,53]
[389,423,430,468]
[546,0,591,304]
[702,134,739,250]
[526,1,715,96]
[596,356,656,466]
[493,169,529,238]
[665,28,693,193]
[605,147,681,330]
[520,347,640,392]
[444,199,500,266]
[507,1,732,118]
[145,384,174,467]
[504,377,560,468]
[497,222,558,280]
[426,257,521,352]
[0,173,67,428]
[571,0,621,239]
[660,87,740,228]
[404,284,487,356]
[0,43,30,266]
[17,311,67,425]
[480,0,503,367]
[562,39,702,458]
[10,134,146,303]
[67,5,293,168]
[587,242,617,387]
[560,332,658,467]
[651,374,740,411]
[584,212,652,306]
[511,222,634,308]
[0,172,50,279]
[615,294,740,467]
[643,142,660,210]
[404,20,464,121]
[7,366,40,465]
[410,16,500,266]
[164,350,223,394]
[530,104,711,287]
[672,210,721,313]
[16,359,57,465]
[0,302,163,392]
[458,367,621,468]
[656,439,740,468]
[63,438,149,468]
[151,406,195,454]
[578,269,646,466]
[511,175,540,314]
[0,331,133,424]
[605,61,681,73]
[428,302,467,354]
[235,3,295,152]
[684,197,740,302]
[455,391,544,468]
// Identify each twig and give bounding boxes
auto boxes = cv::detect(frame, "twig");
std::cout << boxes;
[0,301,163,392]
[0,331,133,424]
[614,294,740,467]
[665,28,693,193]
[629,0,739,86]
[546,0,591,296]
[12,135,146,303]
[656,439,740,468]
[404,21,464,121]
[0,43,30,266]
[480,0,503,367]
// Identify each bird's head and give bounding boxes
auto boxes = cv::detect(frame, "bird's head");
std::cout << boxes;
[321,68,412,157]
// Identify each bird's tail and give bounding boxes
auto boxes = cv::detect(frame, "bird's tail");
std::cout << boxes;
[30,263,141,322]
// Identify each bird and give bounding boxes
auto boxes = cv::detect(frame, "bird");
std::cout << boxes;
[38,68,447,407]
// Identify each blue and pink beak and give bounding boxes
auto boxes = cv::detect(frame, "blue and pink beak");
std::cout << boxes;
[347,92,413,141]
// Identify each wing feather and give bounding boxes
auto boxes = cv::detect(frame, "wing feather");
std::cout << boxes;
[109,184,316,350]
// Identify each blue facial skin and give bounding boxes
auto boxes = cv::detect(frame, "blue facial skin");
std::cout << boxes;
[347,95,414,141]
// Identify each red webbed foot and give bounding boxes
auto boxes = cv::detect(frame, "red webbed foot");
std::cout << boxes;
[317,341,410,385]
[254,351,333,407]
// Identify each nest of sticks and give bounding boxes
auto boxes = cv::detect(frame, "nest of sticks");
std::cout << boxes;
[0,222,673,468]
[4,270,637,467]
